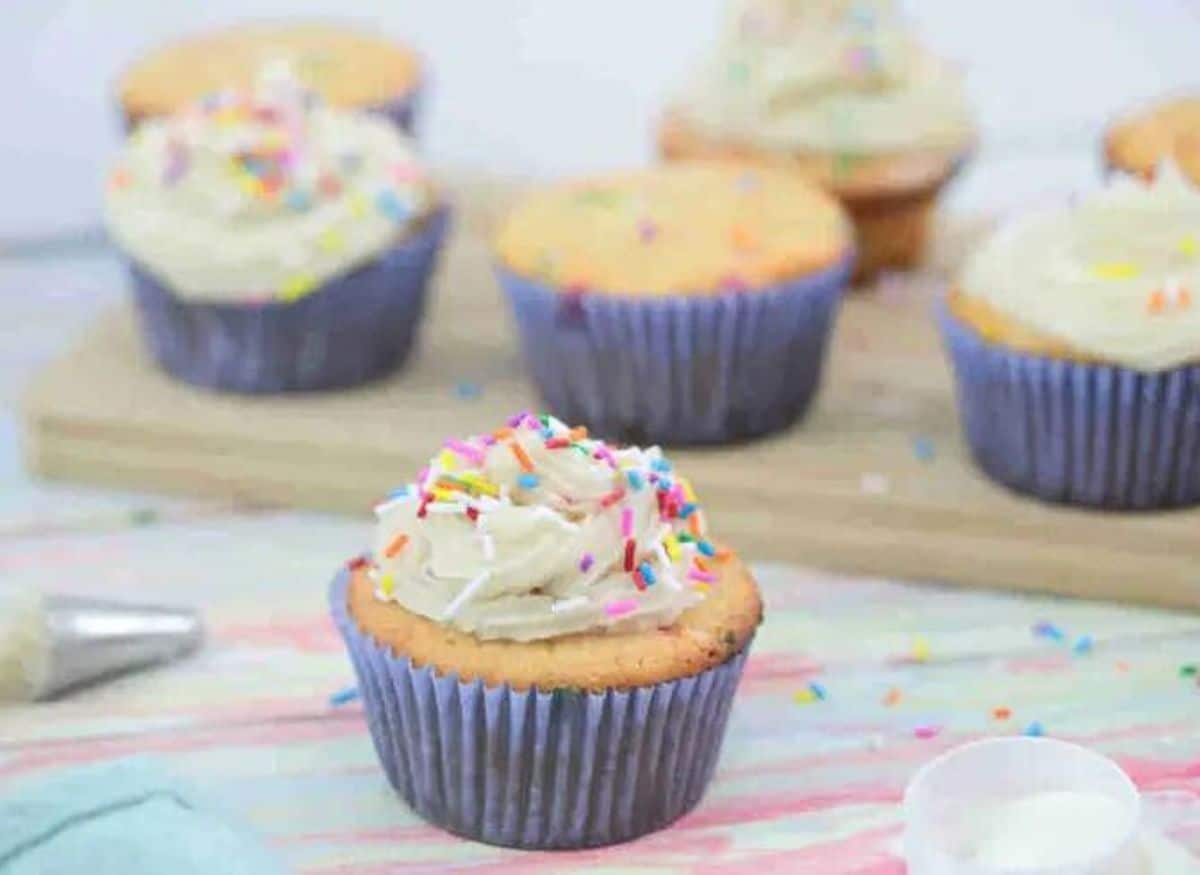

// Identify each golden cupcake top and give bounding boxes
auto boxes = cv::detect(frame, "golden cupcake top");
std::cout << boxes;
[1106,96,1200,183]
[494,163,852,295]
[118,23,420,120]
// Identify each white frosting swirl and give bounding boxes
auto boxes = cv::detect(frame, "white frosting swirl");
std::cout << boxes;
[104,62,434,302]
[370,414,717,642]
[675,0,972,154]
[962,164,1200,372]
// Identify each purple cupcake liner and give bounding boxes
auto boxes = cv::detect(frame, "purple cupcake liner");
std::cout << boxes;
[495,257,853,445]
[126,207,449,394]
[938,300,1200,509]
[329,569,752,849]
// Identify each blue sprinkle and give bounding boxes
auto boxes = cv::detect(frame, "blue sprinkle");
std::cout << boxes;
[329,686,360,707]
[1023,721,1045,738]
[1033,621,1065,642]
[517,473,540,490]
[656,478,673,493]
[651,458,673,473]
[913,435,936,463]
[808,682,828,701]
[541,428,555,440]
[285,189,312,211]
[626,470,645,491]
[679,503,697,519]
[638,561,656,585]
[697,540,716,557]
[387,486,409,499]
[453,380,482,400]
[1072,635,1094,655]
[375,190,412,222]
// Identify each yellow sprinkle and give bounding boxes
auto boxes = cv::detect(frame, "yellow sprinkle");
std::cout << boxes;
[438,449,457,471]
[793,688,818,704]
[664,535,681,562]
[459,473,499,497]
[1179,236,1198,257]
[431,487,458,503]
[280,274,318,301]
[1091,261,1140,280]
[678,476,698,503]
[379,573,395,596]
[692,582,711,594]
[317,229,345,253]
[238,175,267,199]
[349,192,369,218]
[912,637,931,663]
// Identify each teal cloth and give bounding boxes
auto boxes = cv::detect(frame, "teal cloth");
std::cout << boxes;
[0,758,286,875]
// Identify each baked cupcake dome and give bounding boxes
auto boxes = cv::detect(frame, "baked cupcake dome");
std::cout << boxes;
[105,67,447,393]
[1104,96,1200,182]
[940,168,1200,509]
[659,0,973,279]
[493,163,854,445]
[330,413,762,848]
[117,23,422,133]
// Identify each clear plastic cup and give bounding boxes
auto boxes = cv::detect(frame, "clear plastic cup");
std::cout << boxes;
[904,737,1144,875]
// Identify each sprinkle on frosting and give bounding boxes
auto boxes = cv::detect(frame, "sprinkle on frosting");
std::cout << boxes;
[366,414,719,641]
[104,61,434,303]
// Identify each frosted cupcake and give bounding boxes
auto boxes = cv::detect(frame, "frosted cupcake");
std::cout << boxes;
[117,23,423,134]
[104,65,447,393]
[493,163,854,444]
[330,413,763,848]
[1104,96,1200,183]
[659,0,973,279]
[940,165,1200,509]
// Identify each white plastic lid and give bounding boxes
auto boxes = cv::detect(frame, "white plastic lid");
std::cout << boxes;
[904,738,1143,875]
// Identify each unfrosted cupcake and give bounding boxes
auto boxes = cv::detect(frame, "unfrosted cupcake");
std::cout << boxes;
[330,413,763,848]
[1104,96,1200,183]
[940,165,1200,509]
[659,0,973,279]
[117,23,423,134]
[493,163,854,445]
[104,65,447,393]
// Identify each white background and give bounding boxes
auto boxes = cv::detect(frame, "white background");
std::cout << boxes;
[4,0,1200,240]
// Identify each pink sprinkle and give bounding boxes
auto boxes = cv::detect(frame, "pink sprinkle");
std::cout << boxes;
[914,726,941,740]
[579,553,595,573]
[620,507,633,538]
[445,439,485,466]
[593,445,618,468]
[604,598,638,618]
[688,569,717,583]
[506,411,529,428]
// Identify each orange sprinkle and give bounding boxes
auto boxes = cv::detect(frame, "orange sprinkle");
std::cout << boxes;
[492,427,514,441]
[1148,289,1167,314]
[384,534,410,558]
[714,547,733,562]
[688,512,702,537]
[1180,287,1193,308]
[109,168,131,190]
[694,556,711,573]
[883,688,902,707]
[992,706,1012,721]
[731,224,757,251]
[569,426,589,441]
[509,441,534,473]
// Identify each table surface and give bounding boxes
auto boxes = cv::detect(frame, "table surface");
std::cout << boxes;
[2,248,1199,874]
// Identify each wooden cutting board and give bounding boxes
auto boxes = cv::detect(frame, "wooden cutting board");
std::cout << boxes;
[22,178,1200,610]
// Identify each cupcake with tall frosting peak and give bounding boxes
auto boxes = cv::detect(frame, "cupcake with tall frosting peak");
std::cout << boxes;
[330,412,762,847]
[941,163,1200,509]
[105,63,448,392]
[659,0,974,278]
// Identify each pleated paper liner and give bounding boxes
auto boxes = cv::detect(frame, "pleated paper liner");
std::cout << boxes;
[496,256,853,445]
[126,207,450,394]
[329,569,753,849]
[938,301,1200,509]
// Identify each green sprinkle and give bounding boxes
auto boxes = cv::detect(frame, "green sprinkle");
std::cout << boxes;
[1180,664,1198,678]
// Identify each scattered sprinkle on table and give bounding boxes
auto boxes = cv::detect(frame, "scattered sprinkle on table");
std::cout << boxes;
[1023,721,1045,737]
[912,435,936,463]
[329,686,360,707]
[911,636,931,663]
[992,706,1012,721]
[883,687,903,707]
[453,380,482,400]
[914,725,940,740]
[1072,635,1094,655]
[1033,620,1065,641]
[1180,664,1198,679]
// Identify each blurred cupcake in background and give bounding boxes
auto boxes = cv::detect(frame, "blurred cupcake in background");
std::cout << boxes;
[939,164,1200,509]
[331,413,762,848]
[659,0,973,279]
[1104,95,1200,182]
[493,163,854,445]
[104,63,448,393]
[117,23,424,134]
